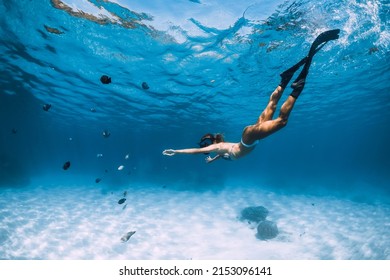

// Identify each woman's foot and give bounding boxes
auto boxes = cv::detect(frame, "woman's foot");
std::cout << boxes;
[279,56,307,89]
[290,78,306,99]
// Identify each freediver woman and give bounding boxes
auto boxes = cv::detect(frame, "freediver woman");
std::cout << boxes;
[162,29,340,163]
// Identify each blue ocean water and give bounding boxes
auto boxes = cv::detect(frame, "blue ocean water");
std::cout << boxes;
[0,0,390,260]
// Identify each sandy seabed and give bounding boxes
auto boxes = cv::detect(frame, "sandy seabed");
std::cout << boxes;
[0,183,389,260]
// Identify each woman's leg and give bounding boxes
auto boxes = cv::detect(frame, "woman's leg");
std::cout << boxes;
[257,85,285,123]
[257,54,309,124]
[242,29,340,143]
[242,58,312,142]
[244,95,297,141]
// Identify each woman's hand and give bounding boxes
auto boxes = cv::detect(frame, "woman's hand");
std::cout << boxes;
[162,149,176,156]
[205,156,213,163]
[205,155,221,163]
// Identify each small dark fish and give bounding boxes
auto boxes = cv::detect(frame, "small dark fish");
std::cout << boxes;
[120,231,136,242]
[311,203,315,206]
[123,191,127,197]
[43,104,51,111]
[100,75,111,84]
[44,25,64,35]
[118,198,126,204]
[11,128,17,134]
[102,130,110,138]
[369,47,379,55]
[63,161,71,170]
[90,108,96,113]
[141,82,149,90]
[95,178,101,183]
[162,185,167,189]
[122,204,127,210]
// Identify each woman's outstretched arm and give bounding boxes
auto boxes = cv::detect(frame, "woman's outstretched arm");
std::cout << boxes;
[162,143,221,156]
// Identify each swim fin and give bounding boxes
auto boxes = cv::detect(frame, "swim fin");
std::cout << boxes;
[279,56,307,88]
[279,49,321,89]
[279,29,340,89]
[289,29,340,99]
[308,29,340,58]
[290,78,306,99]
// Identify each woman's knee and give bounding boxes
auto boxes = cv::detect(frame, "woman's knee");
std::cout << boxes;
[277,117,288,128]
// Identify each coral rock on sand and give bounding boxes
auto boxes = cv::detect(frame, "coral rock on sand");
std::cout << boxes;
[240,206,269,223]
[256,220,279,240]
